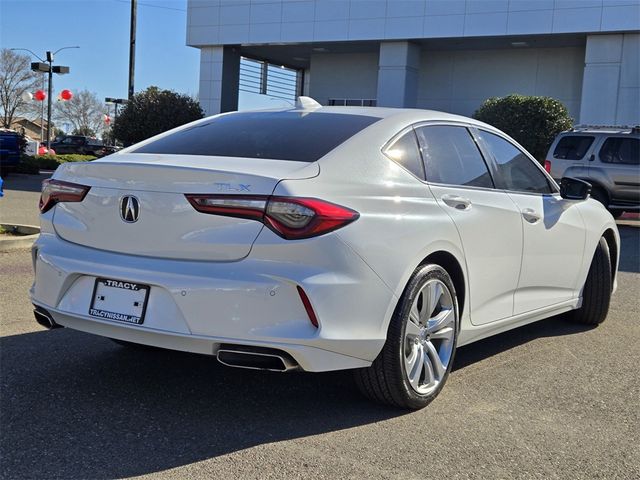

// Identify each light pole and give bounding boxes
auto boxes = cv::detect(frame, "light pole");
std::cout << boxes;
[10,46,79,150]
[129,0,137,100]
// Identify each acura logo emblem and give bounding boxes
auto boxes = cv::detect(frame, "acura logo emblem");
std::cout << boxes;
[120,196,140,223]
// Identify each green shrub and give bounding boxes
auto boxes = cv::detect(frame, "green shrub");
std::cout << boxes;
[473,95,573,163]
[14,154,97,174]
[113,86,204,146]
[53,154,97,163]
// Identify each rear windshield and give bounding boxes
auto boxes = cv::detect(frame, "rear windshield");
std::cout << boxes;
[553,135,594,160]
[134,111,381,162]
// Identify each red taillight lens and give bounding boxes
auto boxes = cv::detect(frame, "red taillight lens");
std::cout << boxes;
[544,160,551,173]
[265,197,359,239]
[185,195,268,221]
[39,179,90,213]
[185,194,359,240]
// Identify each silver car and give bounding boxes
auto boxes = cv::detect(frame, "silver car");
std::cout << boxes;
[546,126,640,217]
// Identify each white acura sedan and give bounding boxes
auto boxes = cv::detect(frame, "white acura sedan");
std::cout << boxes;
[31,98,619,409]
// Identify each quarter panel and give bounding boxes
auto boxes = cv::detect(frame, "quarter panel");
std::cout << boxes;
[272,131,469,337]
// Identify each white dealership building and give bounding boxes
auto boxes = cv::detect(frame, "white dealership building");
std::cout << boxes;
[187,0,640,125]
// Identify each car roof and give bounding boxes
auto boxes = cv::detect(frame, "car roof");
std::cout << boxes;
[237,105,498,133]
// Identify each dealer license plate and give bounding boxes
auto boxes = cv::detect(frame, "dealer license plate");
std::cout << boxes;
[89,278,150,325]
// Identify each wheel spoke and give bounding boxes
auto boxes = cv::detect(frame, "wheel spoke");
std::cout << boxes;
[409,301,422,327]
[425,281,442,318]
[424,340,446,380]
[405,344,424,390]
[405,318,421,339]
[422,353,435,388]
[429,326,454,341]
[427,307,454,334]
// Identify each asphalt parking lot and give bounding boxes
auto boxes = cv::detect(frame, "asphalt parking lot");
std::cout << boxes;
[1,174,639,479]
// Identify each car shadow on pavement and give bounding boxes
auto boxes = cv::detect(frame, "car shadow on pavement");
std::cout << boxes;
[1,314,595,480]
[0,328,400,479]
[453,314,593,371]
[617,225,640,274]
[1,173,51,193]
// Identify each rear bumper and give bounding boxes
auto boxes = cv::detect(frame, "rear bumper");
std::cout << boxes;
[30,230,396,372]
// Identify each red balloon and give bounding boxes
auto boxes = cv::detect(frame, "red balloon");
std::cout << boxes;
[34,90,46,101]
[60,89,73,101]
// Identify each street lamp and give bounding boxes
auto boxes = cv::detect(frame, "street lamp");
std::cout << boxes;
[105,97,128,118]
[105,98,127,146]
[11,46,79,150]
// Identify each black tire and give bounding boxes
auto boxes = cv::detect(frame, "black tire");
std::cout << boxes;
[566,237,612,325]
[354,264,459,409]
[590,187,609,208]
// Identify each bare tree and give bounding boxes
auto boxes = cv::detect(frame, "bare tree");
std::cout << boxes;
[54,89,107,137]
[0,48,40,128]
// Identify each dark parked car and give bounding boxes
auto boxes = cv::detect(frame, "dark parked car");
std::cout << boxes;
[50,136,118,157]
[0,129,22,176]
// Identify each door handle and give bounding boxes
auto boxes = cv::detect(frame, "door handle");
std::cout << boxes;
[522,208,541,224]
[441,194,472,210]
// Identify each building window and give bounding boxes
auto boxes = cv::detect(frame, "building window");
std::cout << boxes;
[239,57,302,103]
[328,99,377,107]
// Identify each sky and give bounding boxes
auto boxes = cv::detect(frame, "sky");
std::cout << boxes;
[0,0,282,117]
[1,0,199,107]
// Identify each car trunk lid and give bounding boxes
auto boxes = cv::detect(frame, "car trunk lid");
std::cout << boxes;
[51,154,318,261]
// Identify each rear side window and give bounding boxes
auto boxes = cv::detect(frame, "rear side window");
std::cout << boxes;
[599,137,640,165]
[382,130,424,179]
[480,131,553,194]
[553,136,594,160]
[134,111,380,162]
[415,126,494,188]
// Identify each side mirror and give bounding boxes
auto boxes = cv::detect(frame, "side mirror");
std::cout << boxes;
[560,177,591,201]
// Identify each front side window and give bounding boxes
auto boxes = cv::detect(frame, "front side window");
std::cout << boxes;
[382,130,424,179]
[134,111,380,162]
[480,131,553,194]
[553,136,594,160]
[415,125,494,188]
[599,137,640,165]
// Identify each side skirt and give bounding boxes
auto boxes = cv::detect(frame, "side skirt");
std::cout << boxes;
[457,298,579,347]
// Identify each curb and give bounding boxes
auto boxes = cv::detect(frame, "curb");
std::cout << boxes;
[0,224,40,252]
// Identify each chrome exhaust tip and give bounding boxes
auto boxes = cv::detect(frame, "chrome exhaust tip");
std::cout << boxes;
[216,344,299,372]
[33,306,62,330]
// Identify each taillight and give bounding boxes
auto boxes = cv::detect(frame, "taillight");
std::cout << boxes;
[185,194,359,240]
[185,195,268,221]
[40,179,90,213]
[544,160,551,173]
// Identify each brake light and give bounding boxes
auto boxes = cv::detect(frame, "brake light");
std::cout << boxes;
[544,160,551,173]
[39,179,90,213]
[185,194,359,240]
